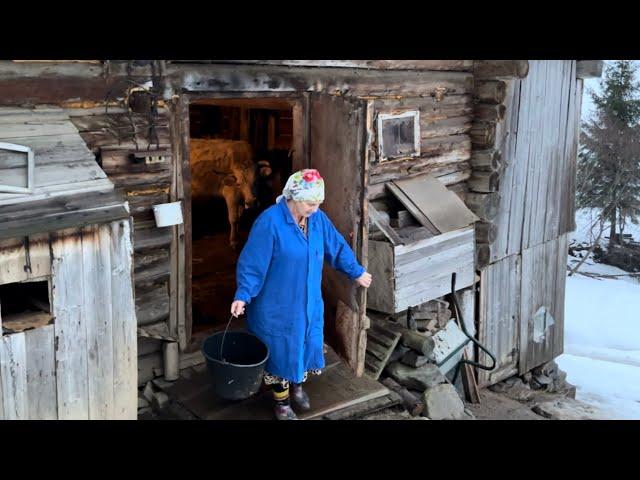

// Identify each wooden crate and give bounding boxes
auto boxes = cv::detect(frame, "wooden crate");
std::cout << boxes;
[367,225,475,313]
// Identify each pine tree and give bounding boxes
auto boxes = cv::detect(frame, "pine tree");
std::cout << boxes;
[578,60,640,248]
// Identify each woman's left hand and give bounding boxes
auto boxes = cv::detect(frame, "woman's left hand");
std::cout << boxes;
[355,271,372,288]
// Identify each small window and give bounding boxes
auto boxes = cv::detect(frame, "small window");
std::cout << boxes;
[0,142,34,194]
[0,279,53,335]
[377,111,420,161]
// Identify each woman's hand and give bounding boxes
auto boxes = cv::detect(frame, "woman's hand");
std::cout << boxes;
[355,272,372,288]
[230,300,246,317]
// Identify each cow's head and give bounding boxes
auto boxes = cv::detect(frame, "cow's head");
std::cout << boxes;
[224,168,256,210]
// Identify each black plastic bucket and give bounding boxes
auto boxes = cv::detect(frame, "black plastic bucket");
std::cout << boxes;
[202,330,270,401]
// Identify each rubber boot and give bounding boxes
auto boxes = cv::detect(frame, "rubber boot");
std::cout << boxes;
[291,383,311,411]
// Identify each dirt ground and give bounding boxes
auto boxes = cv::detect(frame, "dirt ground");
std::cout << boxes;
[464,389,547,420]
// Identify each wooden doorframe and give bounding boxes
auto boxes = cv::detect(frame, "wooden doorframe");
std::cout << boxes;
[171,91,310,351]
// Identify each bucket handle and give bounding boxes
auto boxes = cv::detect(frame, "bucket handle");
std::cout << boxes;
[219,314,237,362]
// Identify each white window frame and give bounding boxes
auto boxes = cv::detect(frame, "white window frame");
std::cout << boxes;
[377,110,421,162]
[0,142,34,194]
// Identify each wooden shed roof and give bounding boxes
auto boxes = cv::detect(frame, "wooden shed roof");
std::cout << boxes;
[0,107,129,239]
[0,106,113,207]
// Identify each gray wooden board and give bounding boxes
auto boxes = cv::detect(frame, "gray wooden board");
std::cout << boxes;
[52,231,89,419]
[0,332,27,419]
[0,133,94,168]
[187,362,388,420]
[323,392,401,420]
[83,225,115,419]
[369,204,403,245]
[109,220,137,419]
[364,325,402,380]
[478,254,521,387]
[385,182,438,234]
[366,240,395,313]
[519,234,568,374]
[25,324,57,419]
[391,174,478,233]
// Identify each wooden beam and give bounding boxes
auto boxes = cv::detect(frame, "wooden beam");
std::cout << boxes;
[175,60,474,71]
[474,60,529,79]
[173,64,474,98]
[576,60,604,79]
[469,170,500,193]
[474,80,507,104]
[470,149,502,171]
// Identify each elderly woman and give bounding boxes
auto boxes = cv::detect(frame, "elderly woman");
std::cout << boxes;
[230,169,372,420]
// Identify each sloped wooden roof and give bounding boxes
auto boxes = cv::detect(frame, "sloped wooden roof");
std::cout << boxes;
[0,107,129,238]
[0,106,113,207]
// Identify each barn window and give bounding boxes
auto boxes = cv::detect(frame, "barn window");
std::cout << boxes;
[0,279,53,335]
[0,142,34,194]
[377,111,420,161]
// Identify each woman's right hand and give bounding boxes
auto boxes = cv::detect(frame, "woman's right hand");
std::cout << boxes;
[230,300,246,318]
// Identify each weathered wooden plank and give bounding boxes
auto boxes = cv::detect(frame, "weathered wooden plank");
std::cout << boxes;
[371,148,471,181]
[395,241,474,289]
[178,64,474,97]
[0,332,28,419]
[474,80,507,104]
[561,69,580,235]
[366,240,395,314]
[0,203,130,241]
[109,220,137,419]
[82,225,115,419]
[465,192,500,220]
[369,204,403,246]
[24,324,57,419]
[390,174,478,234]
[208,60,474,71]
[553,234,568,358]
[0,133,94,168]
[474,60,529,79]
[0,160,106,192]
[421,115,473,140]
[0,234,51,283]
[475,104,506,122]
[51,230,89,419]
[0,178,114,208]
[0,121,78,139]
[477,254,521,387]
[576,60,603,79]
[136,284,170,326]
[395,226,474,262]
[503,75,529,258]
[134,226,172,252]
[518,235,568,374]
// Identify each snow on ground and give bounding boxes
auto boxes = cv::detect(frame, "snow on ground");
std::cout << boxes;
[557,208,640,419]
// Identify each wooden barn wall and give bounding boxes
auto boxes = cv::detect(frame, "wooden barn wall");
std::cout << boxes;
[67,107,174,385]
[518,234,568,374]
[473,61,580,382]
[0,220,137,419]
[477,254,521,387]
[476,60,579,264]
[367,95,473,201]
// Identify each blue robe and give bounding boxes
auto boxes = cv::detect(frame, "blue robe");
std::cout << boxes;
[234,199,365,383]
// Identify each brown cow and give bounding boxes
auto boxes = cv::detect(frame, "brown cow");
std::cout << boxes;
[190,139,271,249]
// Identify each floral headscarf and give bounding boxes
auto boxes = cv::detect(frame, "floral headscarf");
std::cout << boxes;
[276,169,325,204]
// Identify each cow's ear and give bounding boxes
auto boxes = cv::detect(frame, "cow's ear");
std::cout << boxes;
[223,175,237,186]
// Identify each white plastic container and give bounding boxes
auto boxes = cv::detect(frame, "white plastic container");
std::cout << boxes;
[152,201,184,227]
